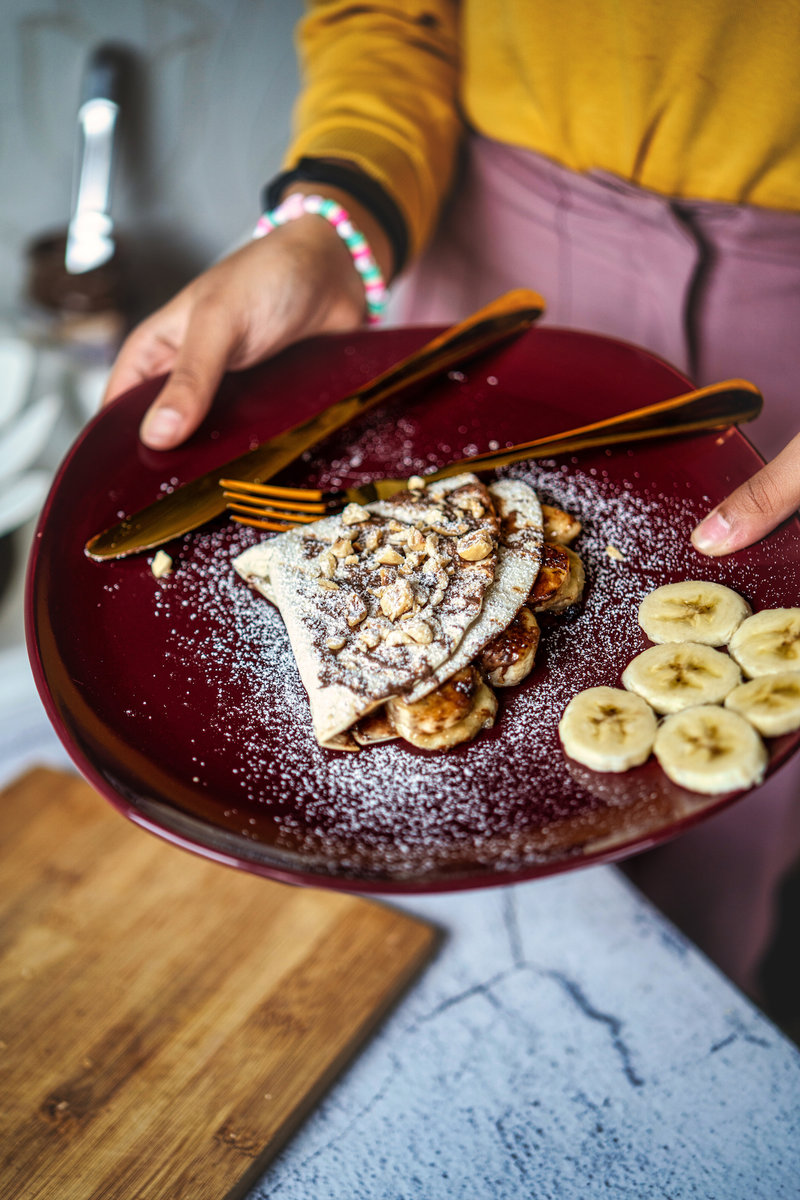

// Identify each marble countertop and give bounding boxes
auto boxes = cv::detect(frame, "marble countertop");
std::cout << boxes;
[3,524,799,1199]
[254,878,800,1200]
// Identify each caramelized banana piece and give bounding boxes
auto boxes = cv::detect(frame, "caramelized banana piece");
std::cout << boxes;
[480,608,540,687]
[352,707,398,746]
[541,547,585,613]
[321,729,360,752]
[541,503,582,546]
[387,665,497,750]
[529,542,571,607]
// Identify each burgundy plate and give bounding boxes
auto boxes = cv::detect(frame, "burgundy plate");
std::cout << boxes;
[26,326,800,892]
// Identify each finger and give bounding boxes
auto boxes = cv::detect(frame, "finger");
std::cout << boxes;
[139,301,240,449]
[102,308,188,405]
[691,431,800,555]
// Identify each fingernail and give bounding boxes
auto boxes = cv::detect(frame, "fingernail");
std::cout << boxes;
[691,509,732,554]
[141,406,183,447]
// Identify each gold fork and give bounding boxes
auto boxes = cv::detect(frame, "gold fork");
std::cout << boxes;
[221,377,762,531]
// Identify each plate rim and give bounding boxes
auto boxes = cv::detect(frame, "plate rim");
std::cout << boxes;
[26,324,799,894]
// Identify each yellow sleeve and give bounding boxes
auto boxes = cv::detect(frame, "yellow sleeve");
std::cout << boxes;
[286,1,462,259]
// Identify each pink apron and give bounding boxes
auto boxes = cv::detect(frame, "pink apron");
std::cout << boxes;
[391,136,800,995]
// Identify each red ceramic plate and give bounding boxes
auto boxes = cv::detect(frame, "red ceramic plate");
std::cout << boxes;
[26,326,800,893]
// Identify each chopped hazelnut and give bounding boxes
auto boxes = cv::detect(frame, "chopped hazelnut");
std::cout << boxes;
[345,592,368,627]
[452,495,486,520]
[326,636,347,652]
[407,475,426,491]
[456,530,493,561]
[331,537,354,558]
[317,549,337,578]
[430,521,470,537]
[317,578,340,591]
[341,502,371,526]
[361,526,381,552]
[380,578,414,621]
[405,620,433,645]
[376,547,404,565]
[384,629,413,646]
[150,550,173,579]
[398,550,424,574]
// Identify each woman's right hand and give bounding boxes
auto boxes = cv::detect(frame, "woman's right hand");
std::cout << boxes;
[103,191,392,450]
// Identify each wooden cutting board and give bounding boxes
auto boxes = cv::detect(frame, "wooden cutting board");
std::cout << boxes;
[0,768,437,1200]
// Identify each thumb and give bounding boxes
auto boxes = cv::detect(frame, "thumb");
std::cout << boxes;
[691,431,800,556]
[139,301,239,449]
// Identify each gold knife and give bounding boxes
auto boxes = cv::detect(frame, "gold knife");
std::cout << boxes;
[85,289,545,560]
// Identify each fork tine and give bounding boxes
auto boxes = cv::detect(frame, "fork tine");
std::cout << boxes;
[222,489,330,514]
[219,478,327,501]
[227,501,321,524]
[230,514,297,532]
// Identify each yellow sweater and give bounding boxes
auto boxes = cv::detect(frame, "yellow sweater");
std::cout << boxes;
[287,0,800,258]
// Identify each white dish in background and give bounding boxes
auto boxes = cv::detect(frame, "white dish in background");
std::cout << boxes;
[0,393,62,487]
[0,338,36,428]
[0,471,52,538]
[73,362,112,422]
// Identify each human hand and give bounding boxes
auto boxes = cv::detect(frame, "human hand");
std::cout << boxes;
[691,431,800,555]
[103,189,393,449]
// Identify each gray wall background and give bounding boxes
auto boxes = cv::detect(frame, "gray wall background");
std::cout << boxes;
[1,0,304,320]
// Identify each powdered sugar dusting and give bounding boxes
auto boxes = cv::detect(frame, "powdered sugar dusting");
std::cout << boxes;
[146,459,772,881]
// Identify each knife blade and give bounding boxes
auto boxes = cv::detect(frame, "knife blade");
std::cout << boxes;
[84,289,545,559]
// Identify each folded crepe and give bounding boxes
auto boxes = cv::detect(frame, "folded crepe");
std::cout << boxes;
[233,474,543,749]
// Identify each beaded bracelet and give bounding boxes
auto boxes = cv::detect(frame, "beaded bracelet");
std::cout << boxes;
[253,193,387,324]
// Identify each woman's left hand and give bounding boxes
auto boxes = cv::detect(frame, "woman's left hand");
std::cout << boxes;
[692,431,800,555]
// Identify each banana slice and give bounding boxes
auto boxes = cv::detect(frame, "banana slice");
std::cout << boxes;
[621,642,741,714]
[386,665,497,750]
[545,547,585,613]
[724,671,800,736]
[479,607,540,687]
[529,542,570,608]
[638,581,751,645]
[541,503,582,546]
[558,686,657,772]
[530,546,585,613]
[654,705,767,794]
[728,608,800,677]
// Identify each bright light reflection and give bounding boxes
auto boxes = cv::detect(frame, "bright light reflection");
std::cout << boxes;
[80,98,118,136]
